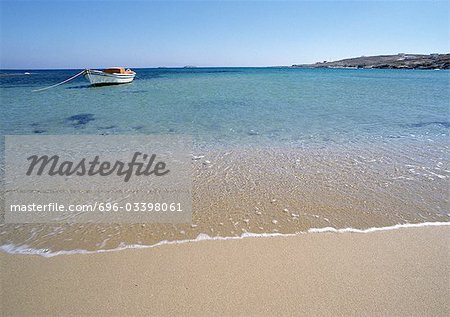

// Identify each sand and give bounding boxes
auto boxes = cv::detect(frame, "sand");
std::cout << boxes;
[1,225,449,316]
[2,145,449,254]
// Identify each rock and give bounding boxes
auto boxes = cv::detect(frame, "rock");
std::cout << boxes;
[292,53,450,70]
[66,113,95,127]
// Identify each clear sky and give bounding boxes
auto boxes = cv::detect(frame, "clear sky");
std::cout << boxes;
[0,0,448,69]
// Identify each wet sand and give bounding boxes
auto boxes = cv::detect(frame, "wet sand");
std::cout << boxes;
[1,225,449,316]
[1,144,449,254]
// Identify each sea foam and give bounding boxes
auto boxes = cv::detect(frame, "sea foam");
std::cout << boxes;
[1,221,448,258]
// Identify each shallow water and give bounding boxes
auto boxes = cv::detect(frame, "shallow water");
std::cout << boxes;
[1,67,448,148]
[1,67,449,254]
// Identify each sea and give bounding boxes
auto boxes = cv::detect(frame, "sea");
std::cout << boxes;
[1,67,449,256]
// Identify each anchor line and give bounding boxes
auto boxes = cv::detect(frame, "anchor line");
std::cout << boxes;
[32,69,87,92]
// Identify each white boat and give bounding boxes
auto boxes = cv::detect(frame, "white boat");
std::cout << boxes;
[84,67,136,86]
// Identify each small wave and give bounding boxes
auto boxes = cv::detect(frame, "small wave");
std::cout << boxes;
[1,222,449,258]
[307,221,450,233]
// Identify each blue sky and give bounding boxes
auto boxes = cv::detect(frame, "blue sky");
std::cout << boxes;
[0,0,448,69]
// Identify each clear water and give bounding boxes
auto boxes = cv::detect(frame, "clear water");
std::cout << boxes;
[1,67,449,150]
[1,67,449,255]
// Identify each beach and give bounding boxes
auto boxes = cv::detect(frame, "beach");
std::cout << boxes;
[1,0,449,315]
[1,225,449,316]
[2,143,449,253]
[1,67,449,315]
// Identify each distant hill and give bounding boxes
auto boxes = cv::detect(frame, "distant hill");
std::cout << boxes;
[293,54,450,69]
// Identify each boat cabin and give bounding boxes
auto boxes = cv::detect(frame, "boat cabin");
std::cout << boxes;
[102,67,134,74]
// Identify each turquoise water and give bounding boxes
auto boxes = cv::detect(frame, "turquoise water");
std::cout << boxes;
[1,67,449,150]
[1,67,449,254]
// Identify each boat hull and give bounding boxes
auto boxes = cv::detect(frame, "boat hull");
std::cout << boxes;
[84,70,135,86]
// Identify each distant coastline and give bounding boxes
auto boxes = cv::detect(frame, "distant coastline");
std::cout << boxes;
[2,53,450,72]
[293,53,450,70]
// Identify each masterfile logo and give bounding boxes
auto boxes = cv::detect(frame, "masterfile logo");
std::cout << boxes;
[25,152,170,182]
[4,135,192,224]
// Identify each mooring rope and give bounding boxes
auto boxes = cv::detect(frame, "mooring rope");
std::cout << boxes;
[32,69,87,92]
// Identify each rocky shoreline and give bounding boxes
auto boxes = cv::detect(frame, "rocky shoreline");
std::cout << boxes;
[293,53,450,70]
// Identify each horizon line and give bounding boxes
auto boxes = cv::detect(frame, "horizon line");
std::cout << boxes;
[2,52,448,71]
[0,66,293,71]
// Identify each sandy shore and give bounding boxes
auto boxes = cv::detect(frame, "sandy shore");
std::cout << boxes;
[2,145,449,253]
[1,225,449,316]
